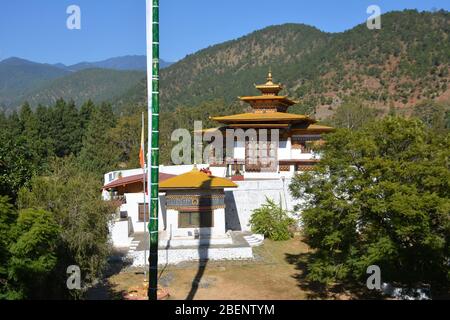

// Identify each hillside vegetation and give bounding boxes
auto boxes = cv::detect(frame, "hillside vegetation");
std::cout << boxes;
[122,10,450,118]
[0,58,70,108]
[21,69,145,108]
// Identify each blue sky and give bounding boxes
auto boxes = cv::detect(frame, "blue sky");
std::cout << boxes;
[0,0,448,65]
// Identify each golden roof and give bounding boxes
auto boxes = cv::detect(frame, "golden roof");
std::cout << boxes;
[308,124,334,131]
[226,123,290,128]
[290,124,335,133]
[159,167,238,190]
[239,95,298,106]
[211,112,315,123]
[193,127,224,134]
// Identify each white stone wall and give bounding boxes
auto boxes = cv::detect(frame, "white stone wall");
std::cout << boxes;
[233,140,245,160]
[109,219,132,248]
[130,246,253,266]
[119,192,166,232]
[224,178,299,232]
[278,137,291,159]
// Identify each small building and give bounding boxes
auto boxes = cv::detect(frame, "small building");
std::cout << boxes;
[103,171,175,247]
[104,166,256,265]
[159,166,237,240]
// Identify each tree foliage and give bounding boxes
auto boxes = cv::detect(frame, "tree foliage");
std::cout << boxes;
[0,196,59,299]
[290,117,450,288]
[330,97,379,130]
[249,198,296,241]
[411,99,450,133]
[17,158,117,298]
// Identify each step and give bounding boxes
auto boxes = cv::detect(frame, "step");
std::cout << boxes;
[243,234,264,247]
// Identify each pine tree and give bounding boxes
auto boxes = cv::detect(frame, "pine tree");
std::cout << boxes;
[78,103,119,175]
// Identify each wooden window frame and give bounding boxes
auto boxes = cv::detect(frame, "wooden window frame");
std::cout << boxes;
[138,203,149,222]
[178,211,214,229]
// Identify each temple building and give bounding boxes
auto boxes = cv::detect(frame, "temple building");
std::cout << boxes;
[204,71,334,179]
[103,72,333,265]
[159,166,237,239]
[104,166,255,265]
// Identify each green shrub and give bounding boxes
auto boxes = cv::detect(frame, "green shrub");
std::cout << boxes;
[249,198,296,241]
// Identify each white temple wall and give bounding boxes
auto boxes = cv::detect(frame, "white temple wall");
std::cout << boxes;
[119,193,166,232]
[224,178,300,232]
[278,137,291,159]
[166,207,227,238]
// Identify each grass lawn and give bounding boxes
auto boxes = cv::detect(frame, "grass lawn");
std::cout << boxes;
[90,235,377,300]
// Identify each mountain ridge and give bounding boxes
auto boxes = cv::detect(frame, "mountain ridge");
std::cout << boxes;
[149,10,449,118]
[0,55,173,110]
[2,10,449,116]
[54,55,173,72]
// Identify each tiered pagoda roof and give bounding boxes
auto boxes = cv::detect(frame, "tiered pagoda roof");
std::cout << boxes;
[209,71,333,133]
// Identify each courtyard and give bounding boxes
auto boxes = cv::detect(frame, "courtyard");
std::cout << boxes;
[87,235,380,300]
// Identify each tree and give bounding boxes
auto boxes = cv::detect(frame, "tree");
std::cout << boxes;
[330,97,379,130]
[18,158,117,297]
[249,198,295,241]
[34,104,56,163]
[0,196,59,300]
[78,103,119,175]
[290,117,450,289]
[79,100,96,132]
[0,196,16,298]
[0,131,36,201]
[50,99,83,157]
[7,208,59,299]
[108,112,142,168]
[411,99,449,133]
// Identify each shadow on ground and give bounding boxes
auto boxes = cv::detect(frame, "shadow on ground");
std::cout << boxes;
[186,178,212,300]
[285,252,384,300]
[86,249,133,300]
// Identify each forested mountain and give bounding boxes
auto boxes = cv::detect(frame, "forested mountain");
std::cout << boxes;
[58,55,173,72]
[122,10,449,118]
[0,56,171,111]
[0,58,70,109]
[20,69,145,108]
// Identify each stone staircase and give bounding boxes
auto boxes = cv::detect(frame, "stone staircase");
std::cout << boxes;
[243,234,265,247]
[128,239,140,254]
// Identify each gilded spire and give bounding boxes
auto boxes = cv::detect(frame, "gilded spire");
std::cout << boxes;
[266,68,273,85]
[255,69,283,96]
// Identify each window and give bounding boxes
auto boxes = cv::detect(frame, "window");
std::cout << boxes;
[138,203,149,222]
[178,211,213,228]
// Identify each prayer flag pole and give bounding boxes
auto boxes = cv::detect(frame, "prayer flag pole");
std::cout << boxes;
[146,0,160,300]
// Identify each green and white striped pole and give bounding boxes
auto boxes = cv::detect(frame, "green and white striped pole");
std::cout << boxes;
[146,0,160,300]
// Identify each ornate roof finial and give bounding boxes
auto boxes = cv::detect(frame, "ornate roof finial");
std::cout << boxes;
[267,68,273,84]
[254,68,283,96]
